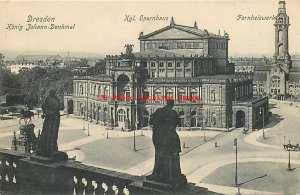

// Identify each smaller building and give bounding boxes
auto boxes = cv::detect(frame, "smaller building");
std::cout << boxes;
[9,55,64,74]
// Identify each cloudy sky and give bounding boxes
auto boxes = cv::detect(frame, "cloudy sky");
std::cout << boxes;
[0,0,300,57]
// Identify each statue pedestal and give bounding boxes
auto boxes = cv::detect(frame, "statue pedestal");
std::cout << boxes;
[30,151,68,163]
[143,174,187,191]
[18,152,71,194]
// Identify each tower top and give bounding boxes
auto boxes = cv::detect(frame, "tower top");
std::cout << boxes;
[278,0,286,14]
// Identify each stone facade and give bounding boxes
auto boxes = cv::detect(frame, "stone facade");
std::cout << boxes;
[66,18,268,131]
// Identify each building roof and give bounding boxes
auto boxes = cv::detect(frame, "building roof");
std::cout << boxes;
[133,49,210,58]
[139,21,228,40]
[254,65,273,71]
[289,72,300,82]
[290,66,300,72]
[253,71,268,81]
[147,74,252,84]
[15,55,62,61]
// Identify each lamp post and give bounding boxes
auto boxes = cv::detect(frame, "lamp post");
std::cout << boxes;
[133,100,138,152]
[203,119,207,141]
[259,107,265,139]
[287,140,292,171]
[106,126,108,138]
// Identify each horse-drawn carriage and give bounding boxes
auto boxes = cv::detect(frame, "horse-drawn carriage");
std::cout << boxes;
[283,143,300,151]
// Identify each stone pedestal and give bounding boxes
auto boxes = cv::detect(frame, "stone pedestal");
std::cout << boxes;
[11,124,38,153]
[143,174,187,191]
[18,152,71,195]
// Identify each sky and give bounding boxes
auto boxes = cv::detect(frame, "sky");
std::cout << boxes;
[0,0,300,57]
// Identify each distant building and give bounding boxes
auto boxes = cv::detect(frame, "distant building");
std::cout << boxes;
[66,17,269,131]
[233,1,300,100]
[8,55,64,74]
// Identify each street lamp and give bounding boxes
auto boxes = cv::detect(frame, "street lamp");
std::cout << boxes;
[287,140,292,171]
[106,126,108,138]
[259,107,266,139]
[203,119,207,141]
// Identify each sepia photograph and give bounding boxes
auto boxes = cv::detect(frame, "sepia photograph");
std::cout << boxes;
[0,0,300,194]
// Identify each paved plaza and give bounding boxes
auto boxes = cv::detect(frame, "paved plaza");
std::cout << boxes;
[0,99,300,194]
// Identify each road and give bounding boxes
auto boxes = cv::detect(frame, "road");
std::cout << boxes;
[0,99,299,194]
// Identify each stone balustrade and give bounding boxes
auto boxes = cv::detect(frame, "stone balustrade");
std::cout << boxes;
[0,148,219,195]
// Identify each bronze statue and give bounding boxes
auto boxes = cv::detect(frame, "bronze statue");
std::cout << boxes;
[37,90,64,157]
[147,99,186,187]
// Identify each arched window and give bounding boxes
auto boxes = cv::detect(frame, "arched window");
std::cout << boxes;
[154,89,161,100]
[191,110,197,127]
[210,90,216,102]
[179,111,185,127]
[270,76,280,95]
[190,88,198,102]
[166,88,174,100]
[94,85,97,96]
[259,84,264,93]
[104,86,108,96]
[178,88,185,102]
[80,85,84,95]
[98,86,101,97]
[143,88,149,100]
[210,112,217,126]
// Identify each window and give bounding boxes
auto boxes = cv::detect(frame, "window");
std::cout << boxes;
[150,62,155,68]
[176,62,181,67]
[271,76,280,88]
[159,62,164,67]
[154,89,162,100]
[193,43,200,48]
[93,85,97,96]
[190,88,198,102]
[167,62,173,68]
[98,86,101,97]
[186,42,192,48]
[80,85,84,94]
[178,89,186,101]
[210,90,216,102]
[118,109,126,122]
[166,89,174,100]
[143,89,149,100]
[191,111,197,127]
[179,111,185,127]
[177,43,183,49]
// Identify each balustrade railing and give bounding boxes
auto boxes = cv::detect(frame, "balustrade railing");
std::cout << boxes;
[63,162,140,195]
[0,149,142,195]
[0,148,24,193]
[0,149,216,195]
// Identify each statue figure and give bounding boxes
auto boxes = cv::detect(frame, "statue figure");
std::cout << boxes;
[124,44,134,57]
[37,90,64,157]
[147,100,186,187]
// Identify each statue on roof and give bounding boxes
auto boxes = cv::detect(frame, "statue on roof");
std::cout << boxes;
[170,17,175,26]
[194,21,198,29]
[125,44,134,55]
